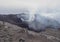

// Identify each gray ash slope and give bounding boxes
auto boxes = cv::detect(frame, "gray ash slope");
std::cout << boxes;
[0,14,60,32]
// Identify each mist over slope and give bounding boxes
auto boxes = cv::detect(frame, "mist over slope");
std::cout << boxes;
[17,13,60,31]
[0,12,60,32]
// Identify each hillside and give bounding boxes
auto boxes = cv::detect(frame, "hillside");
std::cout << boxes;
[0,21,60,42]
[0,14,28,28]
[0,14,60,32]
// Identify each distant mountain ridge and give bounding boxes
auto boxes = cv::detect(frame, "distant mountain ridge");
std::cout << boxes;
[0,14,60,32]
[0,14,28,28]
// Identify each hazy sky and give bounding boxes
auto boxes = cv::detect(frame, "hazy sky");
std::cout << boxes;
[0,0,60,20]
[0,0,60,14]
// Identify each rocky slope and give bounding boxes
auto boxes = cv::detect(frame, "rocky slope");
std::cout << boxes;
[0,21,60,42]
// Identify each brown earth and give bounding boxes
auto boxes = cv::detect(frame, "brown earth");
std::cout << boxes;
[0,21,60,42]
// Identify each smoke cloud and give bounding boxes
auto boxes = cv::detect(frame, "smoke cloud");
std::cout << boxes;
[17,8,60,31]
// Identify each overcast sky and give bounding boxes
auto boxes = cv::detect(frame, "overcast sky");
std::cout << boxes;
[0,0,60,21]
[0,0,60,14]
